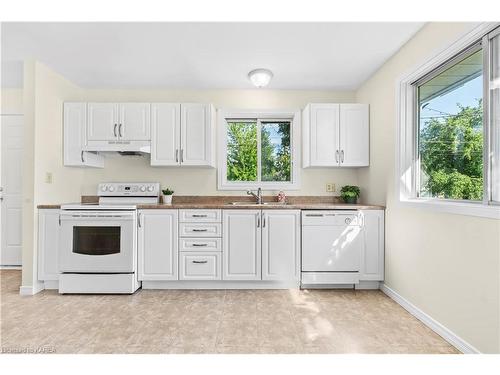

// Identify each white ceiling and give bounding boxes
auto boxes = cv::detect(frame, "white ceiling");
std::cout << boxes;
[1,22,423,90]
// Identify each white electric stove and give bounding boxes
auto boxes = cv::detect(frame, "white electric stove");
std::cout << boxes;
[58,182,160,294]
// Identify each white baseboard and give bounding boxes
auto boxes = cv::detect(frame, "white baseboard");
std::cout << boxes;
[380,283,480,354]
[19,281,44,296]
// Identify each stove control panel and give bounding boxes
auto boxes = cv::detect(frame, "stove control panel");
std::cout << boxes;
[98,182,160,197]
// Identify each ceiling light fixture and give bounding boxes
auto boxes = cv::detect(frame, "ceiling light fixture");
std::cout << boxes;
[248,68,273,88]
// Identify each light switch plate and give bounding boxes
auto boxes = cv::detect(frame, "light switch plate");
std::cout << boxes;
[45,172,53,184]
[326,183,336,192]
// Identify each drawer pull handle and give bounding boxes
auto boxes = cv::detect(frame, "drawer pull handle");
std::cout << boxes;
[192,243,208,247]
[192,214,208,218]
[192,229,208,232]
[192,260,208,264]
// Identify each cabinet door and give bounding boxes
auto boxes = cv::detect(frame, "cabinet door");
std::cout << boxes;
[360,210,384,281]
[87,103,118,141]
[309,103,340,166]
[151,103,181,166]
[64,103,104,168]
[119,103,151,141]
[180,103,213,166]
[222,210,261,280]
[138,210,178,280]
[339,104,369,167]
[262,210,300,281]
[37,210,60,281]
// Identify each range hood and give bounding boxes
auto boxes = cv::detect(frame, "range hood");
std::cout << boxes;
[84,140,151,155]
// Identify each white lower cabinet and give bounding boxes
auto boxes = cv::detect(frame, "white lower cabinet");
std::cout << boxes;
[360,210,385,281]
[138,210,178,281]
[180,252,221,280]
[37,209,60,281]
[222,210,261,281]
[222,209,300,282]
[262,210,300,281]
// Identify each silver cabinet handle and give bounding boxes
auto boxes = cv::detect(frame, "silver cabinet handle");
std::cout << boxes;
[114,124,117,137]
[262,213,266,228]
[335,150,339,163]
[192,243,208,247]
[175,149,179,163]
[192,214,207,218]
[118,124,123,138]
[192,228,207,232]
[192,260,208,264]
[257,214,260,228]
[58,215,61,226]
[138,213,142,228]
[341,150,344,163]
[180,149,184,163]
[81,151,85,163]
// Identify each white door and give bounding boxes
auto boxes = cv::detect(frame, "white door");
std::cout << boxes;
[180,103,212,166]
[151,103,181,166]
[262,210,300,281]
[119,103,151,141]
[222,210,261,280]
[339,104,369,167]
[0,115,23,265]
[309,103,340,166]
[87,103,118,141]
[138,210,178,280]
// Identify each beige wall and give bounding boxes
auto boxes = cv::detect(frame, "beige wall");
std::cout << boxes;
[356,22,500,353]
[79,89,358,196]
[22,61,85,287]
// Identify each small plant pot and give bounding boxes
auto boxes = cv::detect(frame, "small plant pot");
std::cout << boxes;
[342,196,358,204]
[162,194,173,205]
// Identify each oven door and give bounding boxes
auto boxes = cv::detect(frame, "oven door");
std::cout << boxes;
[59,211,136,273]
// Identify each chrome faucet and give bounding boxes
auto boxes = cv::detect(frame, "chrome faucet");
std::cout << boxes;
[247,187,263,204]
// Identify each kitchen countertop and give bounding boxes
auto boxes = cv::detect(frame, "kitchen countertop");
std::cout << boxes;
[37,196,385,210]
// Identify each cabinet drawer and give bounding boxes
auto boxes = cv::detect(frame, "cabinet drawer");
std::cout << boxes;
[179,237,222,252]
[179,223,221,237]
[179,209,221,223]
[180,252,221,280]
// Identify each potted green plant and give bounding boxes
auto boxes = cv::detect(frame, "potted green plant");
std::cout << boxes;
[161,188,174,205]
[340,185,360,204]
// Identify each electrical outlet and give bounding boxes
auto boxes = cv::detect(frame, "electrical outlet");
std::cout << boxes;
[326,183,336,192]
[45,172,53,184]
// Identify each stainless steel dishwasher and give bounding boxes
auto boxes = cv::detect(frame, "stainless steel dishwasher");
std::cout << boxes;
[301,210,363,286]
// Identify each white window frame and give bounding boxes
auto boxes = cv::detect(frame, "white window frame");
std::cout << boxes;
[396,22,500,219]
[217,109,301,190]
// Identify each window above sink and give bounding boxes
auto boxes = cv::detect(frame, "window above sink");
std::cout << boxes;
[217,109,301,190]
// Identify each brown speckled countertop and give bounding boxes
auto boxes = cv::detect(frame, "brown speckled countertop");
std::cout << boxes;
[37,196,385,210]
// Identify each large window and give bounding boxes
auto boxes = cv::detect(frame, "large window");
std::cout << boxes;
[398,24,500,218]
[416,47,484,201]
[218,110,300,190]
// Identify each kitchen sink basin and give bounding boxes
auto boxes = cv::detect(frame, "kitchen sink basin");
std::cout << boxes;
[226,201,288,206]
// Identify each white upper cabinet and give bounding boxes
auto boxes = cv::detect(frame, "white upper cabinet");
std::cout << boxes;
[303,103,369,167]
[180,103,214,166]
[119,103,151,141]
[87,102,151,142]
[63,103,104,168]
[151,103,181,166]
[307,103,340,167]
[87,103,118,141]
[150,103,215,167]
[339,104,369,167]
[261,210,300,281]
[222,210,261,281]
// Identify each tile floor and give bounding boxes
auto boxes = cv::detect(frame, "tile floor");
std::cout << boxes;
[0,270,459,354]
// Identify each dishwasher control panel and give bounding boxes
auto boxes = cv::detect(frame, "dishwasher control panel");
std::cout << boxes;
[301,210,362,226]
